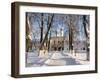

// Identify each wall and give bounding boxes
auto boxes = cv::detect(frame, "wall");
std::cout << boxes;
[0,0,99,80]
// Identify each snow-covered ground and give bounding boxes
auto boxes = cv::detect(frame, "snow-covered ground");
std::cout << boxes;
[44,51,81,66]
[26,50,89,67]
[63,51,89,65]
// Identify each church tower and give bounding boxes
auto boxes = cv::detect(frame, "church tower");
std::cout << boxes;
[60,27,64,37]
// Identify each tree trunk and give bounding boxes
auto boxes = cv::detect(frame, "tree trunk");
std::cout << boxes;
[83,15,89,61]
[48,31,51,51]
[26,14,31,52]
[69,17,73,54]
[39,14,54,50]
[40,13,44,43]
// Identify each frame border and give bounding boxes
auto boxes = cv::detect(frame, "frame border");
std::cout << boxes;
[11,2,98,78]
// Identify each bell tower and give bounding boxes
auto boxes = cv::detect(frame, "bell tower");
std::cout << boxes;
[60,27,64,37]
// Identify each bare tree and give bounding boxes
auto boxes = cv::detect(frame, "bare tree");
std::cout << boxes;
[30,13,44,44]
[48,30,51,51]
[66,15,78,54]
[26,13,31,52]
[40,13,44,43]
[46,14,53,51]
[39,14,54,50]
[83,15,90,60]
[29,13,54,55]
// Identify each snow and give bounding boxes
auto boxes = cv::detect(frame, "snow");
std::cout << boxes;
[50,51,66,59]
[26,50,89,67]
[39,50,49,58]
[45,59,66,66]
[45,51,81,66]
[63,51,89,64]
